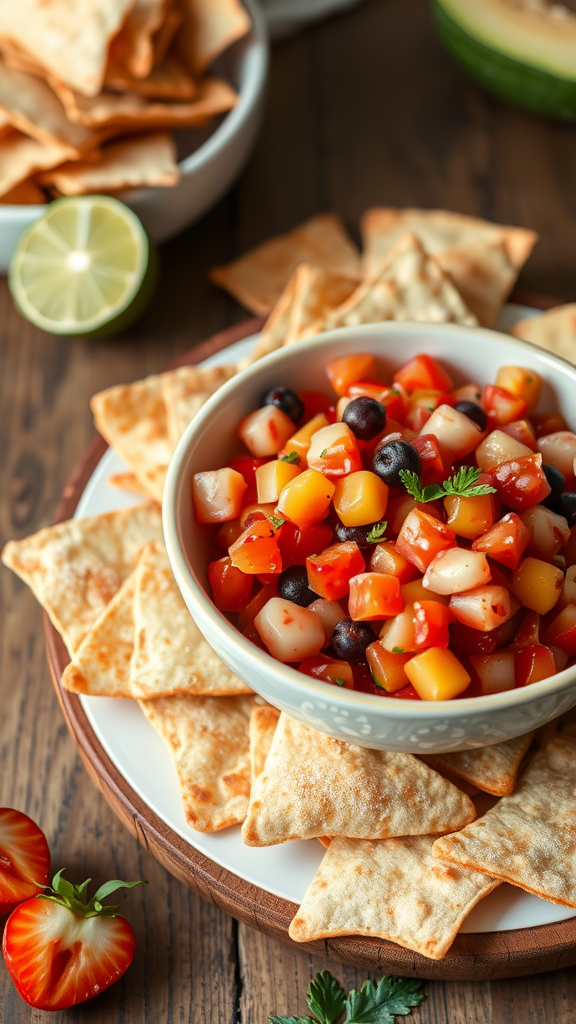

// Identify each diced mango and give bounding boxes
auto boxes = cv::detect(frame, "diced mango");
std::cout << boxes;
[404,647,471,701]
[400,579,449,606]
[370,541,419,583]
[495,366,542,413]
[279,413,329,464]
[366,642,411,693]
[511,557,564,615]
[333,470,389,527]
[276,468,335,528]
[327,353,376,396]
[256,459,301,504]
[443,493,497,539]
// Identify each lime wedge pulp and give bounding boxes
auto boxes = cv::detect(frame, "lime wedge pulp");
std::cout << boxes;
[9,195,156,336]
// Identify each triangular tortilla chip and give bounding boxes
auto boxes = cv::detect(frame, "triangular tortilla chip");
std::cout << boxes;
[139,693,254,831]
[49,74,236,129]
[310,233,477,334]
[0,0,135,96]
[176,0,251,77]
[289,835,499,960]
[249,704,280,783]
[209,214,361,316]
[61,570,136,697]
[241,713,475,846]
[40,132,180,195]
[361,208,537,328]
[130,545,252,697]
[0,178,45,204]
[0,62,100,156]
[108,472,154,499]
[511,304,576,364]
[250,263,360,362]
[433,734,576,907]
[0,131,69,199]
[427,732,534,797]
[153,6,183,66]
[1,503,163,654]
[105,54,196,100]
[161,363,237,446]
[91,372,174,503]
[108,0,173,80]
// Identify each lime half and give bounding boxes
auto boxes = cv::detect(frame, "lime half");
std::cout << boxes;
[9,195,156,336]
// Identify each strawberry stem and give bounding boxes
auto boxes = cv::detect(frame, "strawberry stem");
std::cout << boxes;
[38,870,147,919]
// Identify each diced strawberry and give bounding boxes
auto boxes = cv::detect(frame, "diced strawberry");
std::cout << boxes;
[531,411,568,439]
[501,420,537,451]
[299,655,354,689]
[450,611,521,658]
[514,644,556,686]
[208,557,254,612]
[544,603,576,655]
[393,354,453,394]
[395,509,456,573]
[485,454,551,511]
[482,384,528,427]
[278,521,334,567]
[348,573,404,621]
[307,542,365,601]
[299,390,333,422]
[411,433,453,486]
[229,520,283,575]
[413,601,453,649]
[471,512,530,569]
[0,809,50,915]
[327,354,376,396]
[229,455,270,487]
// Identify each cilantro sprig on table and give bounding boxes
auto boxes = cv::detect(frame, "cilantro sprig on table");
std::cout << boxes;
[399,466,496,504]
[269,970,425,1024]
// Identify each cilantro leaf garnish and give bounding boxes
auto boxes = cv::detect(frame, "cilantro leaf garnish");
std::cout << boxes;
[320,448,329,458]
[366,521,387,544]
[442,466,496,498]
[345,976,425,1024]
[307,971,347,1024]
[267,514,285,530]
[391,647,405,654]
[269,971,425,1024]
[398,470,445,504]
[281,451,300,464]
[334,678,346,687]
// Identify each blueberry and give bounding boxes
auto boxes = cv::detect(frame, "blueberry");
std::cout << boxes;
[542,464,566,502]
[331,619,375,662]
[335,522,382,549]
[455,401,487,431]
[551,493,576,528]
[343,397,386,440]
[373,439,422,488]
[277,566,316,607]
[262,387,304,423]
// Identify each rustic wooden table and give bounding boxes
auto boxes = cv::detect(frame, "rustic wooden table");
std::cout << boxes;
[2,0,576,1020]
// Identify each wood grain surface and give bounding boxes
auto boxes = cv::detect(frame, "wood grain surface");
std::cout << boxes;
[3,0,576,1019]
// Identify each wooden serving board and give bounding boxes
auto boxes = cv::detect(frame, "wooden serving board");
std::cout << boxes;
[44,306,576,982]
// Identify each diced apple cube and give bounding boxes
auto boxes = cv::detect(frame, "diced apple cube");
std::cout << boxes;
[379,604,419,653]
[395,509,456,573]
[470,650,515,695]
[475,429,533,471]
[307,421,362,476]
[449,585,512,631]
[256,459,301,504]
[419,404,482,458]
[309,598,346,644]
[254,597,325,662]
[192,467,247,523]
[537,431,576,482]
[238,405,295,457]
[423,548,491,595]
[519,505,570,561]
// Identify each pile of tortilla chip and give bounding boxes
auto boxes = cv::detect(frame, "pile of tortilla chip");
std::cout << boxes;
[3,498,576,960]
[0,0,248,203]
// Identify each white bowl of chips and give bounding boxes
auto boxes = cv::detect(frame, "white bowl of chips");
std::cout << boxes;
[164,320,576,754]
[0,0,268,273]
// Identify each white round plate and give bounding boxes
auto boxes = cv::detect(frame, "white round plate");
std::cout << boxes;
[75,305,576,933]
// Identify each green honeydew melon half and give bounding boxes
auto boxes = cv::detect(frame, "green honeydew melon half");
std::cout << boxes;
[432,0,576,121]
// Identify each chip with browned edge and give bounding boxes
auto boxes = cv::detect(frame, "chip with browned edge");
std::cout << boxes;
[289,835,499,959]
[61,570,136,697]
[427,731,534,797]
[241,713,475,846]
[511,304,576,364]
[249,704,280,783]
[40,132,180,195]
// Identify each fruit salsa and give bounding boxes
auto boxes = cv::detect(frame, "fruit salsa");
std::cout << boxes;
[192,351,576,701]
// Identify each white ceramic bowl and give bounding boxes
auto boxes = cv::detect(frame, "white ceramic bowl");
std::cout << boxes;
[0,0,268,273]
[164,321,576,753]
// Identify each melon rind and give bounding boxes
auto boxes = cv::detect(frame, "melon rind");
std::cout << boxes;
[432,0,576,122]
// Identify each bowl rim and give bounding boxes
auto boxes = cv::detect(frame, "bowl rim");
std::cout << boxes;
[0,0,268,217]
[163,319,576,719]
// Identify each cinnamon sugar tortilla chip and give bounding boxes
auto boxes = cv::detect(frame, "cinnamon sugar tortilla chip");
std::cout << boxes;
[0,178,45,204]
[138,693,254,831]
[108,0,173,80]
[1,503,163,654]
[130,545,252,697]
[427,732,534,797]
[105,54,196,101]
[251,264,360,362]
[310,233,477,334]
[91,372,174,503]
[108,472,154,499]
[210,214,361,316]
[161,363,237,445]
[0,62,101,156]
[241,713,475,846]
[50,74,236,129]
[0,132,69,199]
[61,569,136,696]
[0,0,135,97]
[433,734,576,907]
[289,835,499,959]
[361,208,536,327]
[40,132,180,195]
[249,704,280,783]
[511,304,576,364]
[177,0,251,77]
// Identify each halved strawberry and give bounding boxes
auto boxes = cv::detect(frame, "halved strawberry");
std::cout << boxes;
[2,870,146,1010]
[0,808,50,914]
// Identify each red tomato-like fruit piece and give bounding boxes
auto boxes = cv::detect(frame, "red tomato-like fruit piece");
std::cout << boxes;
[395,509,456,573]
[413,600,453,649]
[306,542,365,601]
[514,644,556,686]
[0,809,50,915]
[208,557,254,613]
[299,655,354,689]
[393,353,453,394]
[411,434,453,486]
[2,871,145,1010]
[348,572,404,621]
[471,512,530,569]
[327,354,376,396]
[482,384,528,427]
[229,520,283,575]
[485,454,551,511]
[278,521,334,567]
